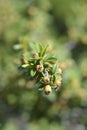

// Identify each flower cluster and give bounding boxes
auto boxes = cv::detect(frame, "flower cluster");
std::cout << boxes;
[20,43,62,95]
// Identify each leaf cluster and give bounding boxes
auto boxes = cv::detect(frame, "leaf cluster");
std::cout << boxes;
[20,43,62,94]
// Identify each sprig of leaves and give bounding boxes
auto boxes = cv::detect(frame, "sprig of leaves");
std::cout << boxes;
[20,42,62,95]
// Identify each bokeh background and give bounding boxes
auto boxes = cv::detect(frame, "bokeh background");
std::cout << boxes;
[0,0,87,130]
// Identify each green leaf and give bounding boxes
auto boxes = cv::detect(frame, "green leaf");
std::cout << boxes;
[52,64,58,74]
[44,54,57,61]
[44,56,57,64]
[36,43,43,56]
[30,69,36,77]
[44,62,52,67]
[41,44,48,57]
[47,56,57,61]
[21,64,29,68]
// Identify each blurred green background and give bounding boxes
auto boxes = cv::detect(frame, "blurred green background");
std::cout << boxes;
[0,0,87,130]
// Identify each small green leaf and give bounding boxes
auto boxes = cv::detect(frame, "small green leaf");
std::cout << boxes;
[30,69,36,77]
[44,62,52,67]
[41,44,48,57]
[47,56,57,61]
[36,43,43,56]
[52,64,58,74]
[22,64,29,68]
[44,54,57,61]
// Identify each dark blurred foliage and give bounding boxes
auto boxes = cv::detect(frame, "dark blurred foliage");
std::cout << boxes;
[0,0,87,130]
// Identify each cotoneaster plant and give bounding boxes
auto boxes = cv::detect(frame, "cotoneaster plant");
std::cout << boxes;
[19,43,62,95]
